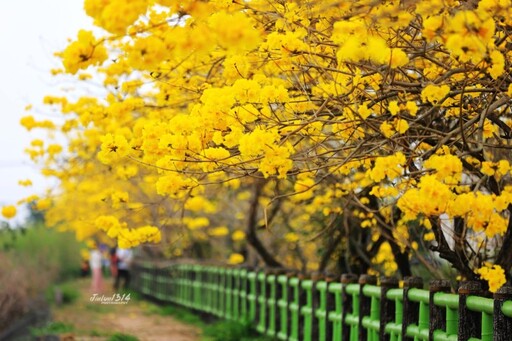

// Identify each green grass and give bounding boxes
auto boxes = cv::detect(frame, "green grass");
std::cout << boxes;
[107,333,140,341]
[30,321,75,337]
[145,303,274,341]
[46,281,81,305]
[146,303,206,326]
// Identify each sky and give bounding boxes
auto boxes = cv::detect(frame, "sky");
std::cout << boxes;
[0,1,94,219]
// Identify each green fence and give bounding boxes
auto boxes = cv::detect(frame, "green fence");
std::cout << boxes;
[132,262,512,340]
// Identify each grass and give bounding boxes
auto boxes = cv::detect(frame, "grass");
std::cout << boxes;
[146,303,274,341]
[0,222,83,282]
[30,322,75,337]
[46,281,81,305]
[107,333,140,341]
[149,304,205,326]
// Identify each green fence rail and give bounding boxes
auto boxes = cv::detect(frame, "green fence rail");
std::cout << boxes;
[132,262,512,340]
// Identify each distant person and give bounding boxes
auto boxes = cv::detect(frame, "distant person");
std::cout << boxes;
[114,247,133,290]
[89,243,103,293]
[80,259,90,277]
[109,246,118,278]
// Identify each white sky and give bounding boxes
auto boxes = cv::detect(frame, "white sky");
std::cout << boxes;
[0,1,94,218]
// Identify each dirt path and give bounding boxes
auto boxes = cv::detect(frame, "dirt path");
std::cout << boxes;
[51,278,201,341]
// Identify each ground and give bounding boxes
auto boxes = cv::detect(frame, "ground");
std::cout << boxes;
[50,277,201,341]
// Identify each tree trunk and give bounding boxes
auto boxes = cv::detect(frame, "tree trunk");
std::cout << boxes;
[245,178,282,268]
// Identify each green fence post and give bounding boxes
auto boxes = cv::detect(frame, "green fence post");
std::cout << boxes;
[458,281,484,340]
[379,277,398,341]
[167,265,174,302]
[288,274,303,341]
[256,270,268,334]
[248,270,258,324]
[277,271,293,340]
[179,264,186,306]
[177,264,184,306]
[204,267,213,314]
[150,263,157,299]
[266,269,284,338]
[341,274,359,341]
[192,265,201,310]
[185,264,192,308]
[465,294,494,341]
[160,266,167,302]
[172,265,178,302]
[344,277,361,341]
[187,264,192,306]
[328,278,343,341]
[212,267,220,316]
[402,276,423,341]
[184,265,191,307]
[300,273,317,341]
[359,274,378,341]
[432,290,459,339]
[240,267,251,323]
[385,287,404,341]
[232,267,241,320]
[217,267,225,317]
[209,266,214,313]
[177,265,183,305]
[210,266,218,314]
[406,287,430,340]
[494,285,512,340]
[225,267,233,320]
[156,266,164,301]
[316,273,336,341]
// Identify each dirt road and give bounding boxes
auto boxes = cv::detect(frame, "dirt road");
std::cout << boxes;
[51,278,200,341]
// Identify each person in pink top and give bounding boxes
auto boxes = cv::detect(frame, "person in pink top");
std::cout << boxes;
[89,243,103,293]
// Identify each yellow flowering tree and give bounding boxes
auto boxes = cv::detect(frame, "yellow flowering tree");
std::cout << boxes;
[19,0,512,291]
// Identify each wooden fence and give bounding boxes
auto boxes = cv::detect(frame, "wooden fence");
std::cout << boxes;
[131,262,512,341]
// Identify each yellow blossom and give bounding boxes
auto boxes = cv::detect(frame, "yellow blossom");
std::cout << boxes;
[59,30,107,74]
[228,253,245,265]
[1,205,17,219]
[232,230,246,241]
[477,264,506,293]
[209,226,229,237]
[421,84,450,104]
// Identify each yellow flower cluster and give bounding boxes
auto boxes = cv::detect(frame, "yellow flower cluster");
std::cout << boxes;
[421,85,450,105]
[477,264,507,293]
[424,154,463,184]
[398,175,455,220]
[84,0,149,35]
[228,253,244,265]
[370,242,398,277]
[1,205,16,219]
[95,215,160,248]
[20,116,56,131]
[97,134,131,165]
[58,30,107,74]
[369,153,406,182]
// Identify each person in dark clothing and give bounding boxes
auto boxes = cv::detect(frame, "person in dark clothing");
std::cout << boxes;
[114,247,133,290]
[109,246,118,278]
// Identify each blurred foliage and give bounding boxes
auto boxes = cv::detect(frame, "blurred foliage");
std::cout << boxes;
[0,221,83,330]
[45,281,81,306]
[0,221,83,281]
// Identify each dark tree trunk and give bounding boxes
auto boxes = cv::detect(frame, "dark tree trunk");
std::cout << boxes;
[245,178,282,268]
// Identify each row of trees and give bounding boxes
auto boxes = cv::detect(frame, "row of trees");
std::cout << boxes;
[18,0,512,292]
